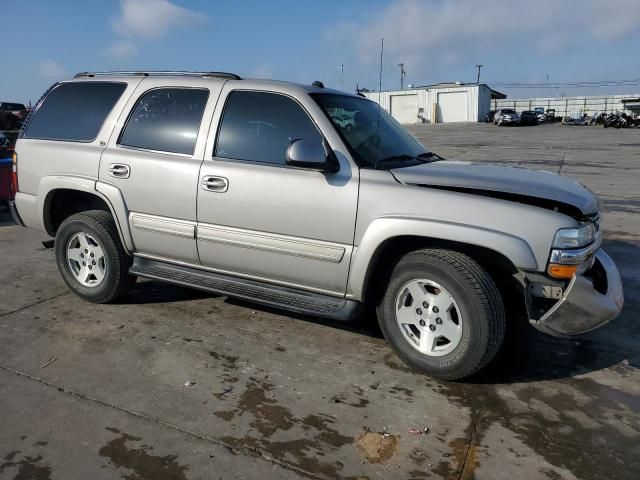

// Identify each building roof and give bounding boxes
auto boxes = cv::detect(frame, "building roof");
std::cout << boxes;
[371,81,507,99]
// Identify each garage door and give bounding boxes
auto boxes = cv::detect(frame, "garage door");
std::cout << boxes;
[437,92,468,123]
[390,95,418,124]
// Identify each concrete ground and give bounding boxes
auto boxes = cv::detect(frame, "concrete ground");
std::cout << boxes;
[1,122,639,480]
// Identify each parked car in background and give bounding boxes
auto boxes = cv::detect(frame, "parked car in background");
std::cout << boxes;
[520,111,538,126]
[494,109,520,126]
[546,109,559,122]
[0,132,15,205]
[534,107,547,123]
[485,110,497,123]
[0,102,28,130]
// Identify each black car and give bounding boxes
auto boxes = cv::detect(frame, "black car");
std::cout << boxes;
[485,110,497,123]
[0,102,28,130]
[520,110,538,126]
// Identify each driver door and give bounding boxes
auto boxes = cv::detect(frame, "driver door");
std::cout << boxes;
[196,85,359,296]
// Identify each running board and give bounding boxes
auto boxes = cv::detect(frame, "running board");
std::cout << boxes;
[129,257,360,321]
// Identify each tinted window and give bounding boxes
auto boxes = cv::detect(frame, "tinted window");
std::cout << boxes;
[119,88,209,155]
[215,91,322,165]
[313,93,426,168]
[23,82,126,141]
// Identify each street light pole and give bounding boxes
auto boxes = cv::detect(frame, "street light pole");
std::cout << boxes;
[340,64,344,91]
[398,63,406,90]
[475,64,483,84]
[546,73,550,98]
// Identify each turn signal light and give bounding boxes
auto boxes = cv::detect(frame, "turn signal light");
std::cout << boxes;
[547,263,578,279]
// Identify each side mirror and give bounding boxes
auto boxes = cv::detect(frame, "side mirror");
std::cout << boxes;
[285,138,339,173]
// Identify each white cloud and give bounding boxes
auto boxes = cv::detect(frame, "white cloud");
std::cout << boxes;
[326,0,640,72]
[106,0,206,58]
[106,40,138,59]
[112,0,206,39]
[38,60,67,79]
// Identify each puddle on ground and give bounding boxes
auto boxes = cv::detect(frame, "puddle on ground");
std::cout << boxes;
[331,385,370,408]
[215,377,355,478]
[0,450,52,480]
[432,376,640,479]
[99,428,189,480]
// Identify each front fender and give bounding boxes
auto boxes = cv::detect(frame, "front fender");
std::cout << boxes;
[37,175,134,252]
[347,217,538,300]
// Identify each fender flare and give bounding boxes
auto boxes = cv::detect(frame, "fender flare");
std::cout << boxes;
[37,176,134,252]
[347,217,538,300]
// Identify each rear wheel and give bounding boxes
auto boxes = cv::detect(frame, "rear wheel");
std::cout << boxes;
[55,210,134,303]
[377,249,506,380]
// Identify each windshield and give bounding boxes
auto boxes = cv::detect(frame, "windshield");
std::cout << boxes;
[501,109,516,114]
[311,93,429,168]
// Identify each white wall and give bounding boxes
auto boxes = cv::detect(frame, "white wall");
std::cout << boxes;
[493,94,640,117]
[364,85,484,123]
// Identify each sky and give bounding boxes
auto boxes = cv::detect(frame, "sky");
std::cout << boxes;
[2,0,640,104]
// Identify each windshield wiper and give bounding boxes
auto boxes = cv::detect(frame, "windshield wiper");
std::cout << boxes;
[416,151,443,162]
[375,154,419,167]
[375,152,444,168]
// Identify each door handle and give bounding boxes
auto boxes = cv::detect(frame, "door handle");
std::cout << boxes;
[202,175,229,193]
[108,163,131,179]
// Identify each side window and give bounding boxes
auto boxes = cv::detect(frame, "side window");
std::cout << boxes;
[119,88,209,155]
[215,91,322,165]
[22,82,126,142]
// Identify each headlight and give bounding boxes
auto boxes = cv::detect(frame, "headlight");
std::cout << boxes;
[552,223,596,248]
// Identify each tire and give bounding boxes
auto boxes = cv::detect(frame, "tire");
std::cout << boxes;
[55,210,134,303]
[376,249,505,380]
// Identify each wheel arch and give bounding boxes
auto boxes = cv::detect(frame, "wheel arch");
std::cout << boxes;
[349,218,537,303]
[38,176,134,252]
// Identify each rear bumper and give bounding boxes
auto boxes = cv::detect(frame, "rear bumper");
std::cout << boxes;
[8,199,25,226]
[529,249,624,336]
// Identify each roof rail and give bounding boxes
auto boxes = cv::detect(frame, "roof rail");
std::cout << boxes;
[73,71,241,80]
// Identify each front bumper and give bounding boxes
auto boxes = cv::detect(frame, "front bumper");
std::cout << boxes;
[529,249,624,337]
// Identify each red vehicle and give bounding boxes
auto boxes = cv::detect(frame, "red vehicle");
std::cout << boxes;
[0,133,15,205]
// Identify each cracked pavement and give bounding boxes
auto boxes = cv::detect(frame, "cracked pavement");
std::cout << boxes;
[1,122,639,479]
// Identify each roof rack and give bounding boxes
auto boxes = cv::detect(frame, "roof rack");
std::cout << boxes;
[73,71,241,80]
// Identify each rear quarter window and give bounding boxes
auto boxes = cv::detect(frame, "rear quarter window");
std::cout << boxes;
[23,82,127,142]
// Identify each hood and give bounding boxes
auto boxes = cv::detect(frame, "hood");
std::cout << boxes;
[391,161,598,217]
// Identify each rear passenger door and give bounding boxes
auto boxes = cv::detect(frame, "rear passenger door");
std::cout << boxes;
[99,78,222,263]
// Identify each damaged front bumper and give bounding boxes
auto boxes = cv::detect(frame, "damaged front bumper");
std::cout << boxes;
[527,249,624,337]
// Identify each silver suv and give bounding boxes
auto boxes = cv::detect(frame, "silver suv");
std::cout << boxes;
[9,71,623,380]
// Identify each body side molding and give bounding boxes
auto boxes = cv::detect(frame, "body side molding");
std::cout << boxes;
[197,223,346,263]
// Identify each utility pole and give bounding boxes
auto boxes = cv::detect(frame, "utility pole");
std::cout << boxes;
[398,63,406,90]
[475,64,483,84]
[340,64,344,91]
[545,73,550,98]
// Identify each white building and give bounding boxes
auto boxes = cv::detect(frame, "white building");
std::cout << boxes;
[363,82,504,124]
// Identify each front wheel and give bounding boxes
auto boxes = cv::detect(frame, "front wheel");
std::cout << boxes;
[55,210,134,303]
[377,249,505,380]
